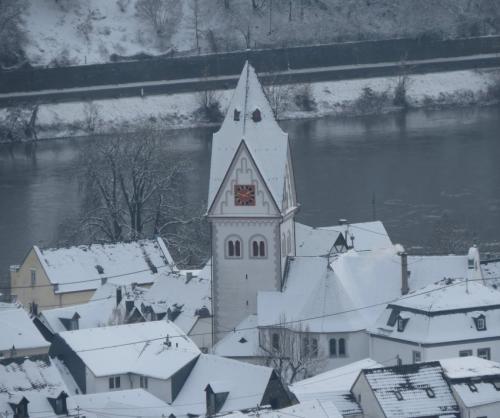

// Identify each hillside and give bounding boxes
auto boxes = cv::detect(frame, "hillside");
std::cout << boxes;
[15,0,500,67]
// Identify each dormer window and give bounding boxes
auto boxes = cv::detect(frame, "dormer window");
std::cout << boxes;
[491,380,500,391]
[425,388,435,398]
[333,233,348,253]
[252,108,261,122]
[234,109,240,121]
[48,392,68,415]
[397,316,409,332]
[473,314,486,331]
[10,397,29,418]
[394,391,403,401]
[468,382,478,392]
[387,308,400,326]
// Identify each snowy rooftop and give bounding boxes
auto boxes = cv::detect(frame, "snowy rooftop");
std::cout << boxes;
[482,258,500,287]
[67,389,177,418]
[0,304,49,353]
[440,357,500,408]
[390,278,500,313]
[36,237,174,293]
[143,264,211,334]
[172,354,273,416]
[361,362,460,418]
[208,62,289,211]
[370,279,500,344]
[58,321,200,379]
[0,356,69,418]
[213,315,264,358]
[295,221,393,256]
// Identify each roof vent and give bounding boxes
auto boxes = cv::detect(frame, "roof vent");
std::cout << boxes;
[252,108,261,122]
[95,265,104,274]
[239,337,248,344]
[234,109,240,121]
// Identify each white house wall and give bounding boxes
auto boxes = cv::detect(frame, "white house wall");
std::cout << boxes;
[189,317,213,352]
[351,373,385,418]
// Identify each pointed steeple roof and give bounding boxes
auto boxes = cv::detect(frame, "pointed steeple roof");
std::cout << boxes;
[208,62,289,212]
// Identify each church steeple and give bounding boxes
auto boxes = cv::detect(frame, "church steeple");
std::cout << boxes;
[207,63,298,342]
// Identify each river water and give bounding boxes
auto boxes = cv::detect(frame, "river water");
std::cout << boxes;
[1,107,500,295]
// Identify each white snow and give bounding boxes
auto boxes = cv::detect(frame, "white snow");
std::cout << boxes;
[222,399,343,418]
[440,356,500,380]
[212,315,263,359]
[58,320,200,379]
[172,354,273,416]
[36,237,174,293]
[0,304,50,353]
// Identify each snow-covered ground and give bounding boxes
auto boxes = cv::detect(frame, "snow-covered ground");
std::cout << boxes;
[1,68,496,141]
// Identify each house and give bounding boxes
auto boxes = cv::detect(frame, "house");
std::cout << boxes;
[172,354,293,416]
[290,358,381,418]
[66,389,177,418]
[351,361,460,418]
[369,278,500,365]
[0,355,72,418]
[441,356,500,418]
[10,237,174,309]
[0,303,49,358]
[49,320,200,403]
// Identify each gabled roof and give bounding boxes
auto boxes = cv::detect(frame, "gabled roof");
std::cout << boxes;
[35,237,174,293]
[0,304,49,352]
[67,389,177,418]
[213,315,264,358]
[57,321,200,379]
[359,362,460,418]
[0,356,70,418]
[172,353,273,416]
[208,62,289,212]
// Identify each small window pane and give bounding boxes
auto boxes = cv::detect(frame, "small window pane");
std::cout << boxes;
[311,338,318,358]
[329,339,337,357]
[228,241,234,257]
[253,241,259,257]
[478,348,491,360]
[115,376,120,388]
[413,351,422,363]
[339,338,346,356]
[109,377,114,389]
[235,240,241,257]
[259,241,265,257]
[459,350,472,357]
[272,333,280,351]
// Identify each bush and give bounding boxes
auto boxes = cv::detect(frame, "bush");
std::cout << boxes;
[293,84,317,111]
[354,87,390,114]
[196,90,223,123]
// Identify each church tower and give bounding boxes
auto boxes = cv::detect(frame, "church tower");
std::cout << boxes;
[207,62,298,341]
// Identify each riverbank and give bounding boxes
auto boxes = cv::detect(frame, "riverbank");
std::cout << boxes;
[1,68,499,143]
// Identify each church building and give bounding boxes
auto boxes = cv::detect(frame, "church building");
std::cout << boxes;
[207,62,298,341]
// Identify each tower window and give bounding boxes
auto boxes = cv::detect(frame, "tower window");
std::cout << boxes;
[329,338,337,357]
[272,333,280,351]
[234,109,240,121]
[252,108,261,122]
[339,338,346,356]
[226,237,242,258]
[250,236,266,258]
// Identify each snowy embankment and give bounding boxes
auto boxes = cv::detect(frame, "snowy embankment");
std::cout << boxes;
[0,68,498,142]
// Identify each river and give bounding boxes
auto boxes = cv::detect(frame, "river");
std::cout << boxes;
[1,107,500,296]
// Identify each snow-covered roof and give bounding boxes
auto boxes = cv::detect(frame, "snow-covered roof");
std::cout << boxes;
[482,258,500,287]
[360,362,460,418]
[0,356,69,418]
[58,321,200,379]
[295,221,393,256]
[440,357,500,408]
[208,62,289,211]
[0,304,49,353]
[67,389,177,418]
[143,264,211,334]
[221,399,343,418]
[172,353,273,416]
[258,256,366,332]
[370,279,500,344]
[213,315,264,358]
[36,237,174,293]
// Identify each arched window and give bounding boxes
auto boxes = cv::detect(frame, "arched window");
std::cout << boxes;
[339,338,346,356]
[250,236,266,258]
[272,333,280,351]
[329,338,337,357]
[311,338,318,358]
[226,236,242,258]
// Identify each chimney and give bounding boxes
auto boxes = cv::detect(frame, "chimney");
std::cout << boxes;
[468,245,483,283]
[186,272,193,283]
[116,287,122,306]
[400,252,409,295]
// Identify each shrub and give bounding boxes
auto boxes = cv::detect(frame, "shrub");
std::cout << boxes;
[354,87,390,114]
[293,84,317,111]
[196,90,223,123]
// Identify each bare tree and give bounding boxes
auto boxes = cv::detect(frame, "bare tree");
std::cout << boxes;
[0,0,27,67]
[260,317,326,384]
[135,0,178,40]
[77,126,209,266]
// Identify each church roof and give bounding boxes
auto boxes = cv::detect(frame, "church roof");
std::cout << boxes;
[208,62,289,212]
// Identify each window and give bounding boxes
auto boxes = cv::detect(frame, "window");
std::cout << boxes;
[302,337,309,357]
[233,109,240,121]
[397,317,409,332]
[109,376,120,389]
[140,376,148,389]
[474,315,487,331]
[311,338,318,358]
[468,382,478,392]
[412,351,422,364]
[459,350,473,357]
[387,309,400,327]
[339,338,346,356]
[251,239,266,258]
[227,238,242,258]
[329,338,337,357]
[30,269,36,286]
[395,391,403,401]
[492,380,500,391]
[252,108,261,122]
[425,388,435,398]
[478,348,491,360]
[272,333,280,351]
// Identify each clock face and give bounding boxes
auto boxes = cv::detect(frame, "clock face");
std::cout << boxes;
[234,184,256,206]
